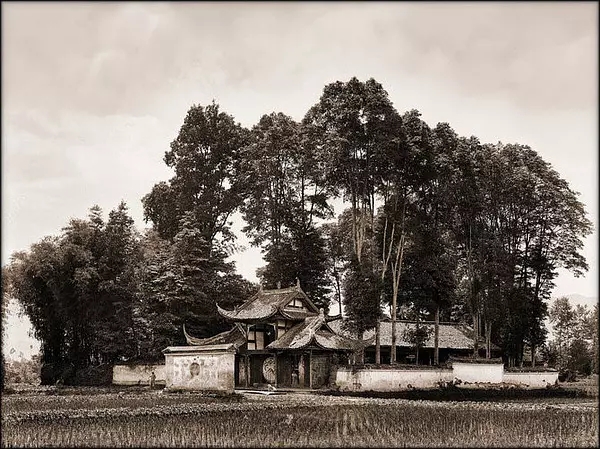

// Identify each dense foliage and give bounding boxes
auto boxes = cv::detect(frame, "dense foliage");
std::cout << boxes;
[3,77,592,385]
[547,297,598,375]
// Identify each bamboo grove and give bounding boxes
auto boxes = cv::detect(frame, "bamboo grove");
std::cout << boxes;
[3,78,592,384]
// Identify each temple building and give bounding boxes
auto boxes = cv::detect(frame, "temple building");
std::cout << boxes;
[164,281,358,391]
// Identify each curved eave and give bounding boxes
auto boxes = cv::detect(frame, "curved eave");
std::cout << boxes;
[216,303,278,323]
[183,323,206,346]
[216,304,238,320]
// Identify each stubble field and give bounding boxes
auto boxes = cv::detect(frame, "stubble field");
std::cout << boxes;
[1,387,598,447]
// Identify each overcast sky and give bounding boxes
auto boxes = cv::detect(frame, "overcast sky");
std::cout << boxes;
[2,2,598,356]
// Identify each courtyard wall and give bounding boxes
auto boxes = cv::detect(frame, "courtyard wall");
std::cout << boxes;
[112,364,165,386]
[335,362,558,391]
[336,366,453,391]
[503,371,559,388]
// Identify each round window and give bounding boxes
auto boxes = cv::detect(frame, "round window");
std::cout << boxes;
[190,362,201,377]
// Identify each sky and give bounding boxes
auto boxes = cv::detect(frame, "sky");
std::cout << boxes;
[2,2,598,358]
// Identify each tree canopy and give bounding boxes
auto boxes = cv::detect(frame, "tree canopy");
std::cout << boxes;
[4,78,593,385]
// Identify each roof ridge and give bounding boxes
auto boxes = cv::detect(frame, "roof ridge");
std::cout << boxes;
[262,287,298,294]
[380,319,464,325]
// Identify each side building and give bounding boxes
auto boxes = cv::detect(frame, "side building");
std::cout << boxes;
[328,319,502,365]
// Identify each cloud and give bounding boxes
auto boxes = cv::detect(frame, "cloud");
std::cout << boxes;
[2,109,174,262]
[2,2,597,297]
[379,2,598,111]
[4,2,595,120]
[3,111,79,186]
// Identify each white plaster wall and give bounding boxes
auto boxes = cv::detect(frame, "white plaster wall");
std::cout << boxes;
[165,352,235,392]
[452,362,504,383]
[112,364,165,386]
[503,371,558,388]
[336,368,454,391]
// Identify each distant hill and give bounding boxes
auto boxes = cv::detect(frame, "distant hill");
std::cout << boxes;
[550,294,598,311]
[545,294,598,340]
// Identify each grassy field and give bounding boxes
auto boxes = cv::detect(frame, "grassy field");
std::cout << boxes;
[2,387,598,447]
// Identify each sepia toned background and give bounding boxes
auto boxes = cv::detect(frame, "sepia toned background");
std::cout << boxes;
[2,2,597,359]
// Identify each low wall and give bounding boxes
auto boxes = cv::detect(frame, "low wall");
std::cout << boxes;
[336,367,453,391]
[112,364,165,386]
[163,344,236,392]
[336,363,559,391]
[503,371,559,388]
[452,362,504,384]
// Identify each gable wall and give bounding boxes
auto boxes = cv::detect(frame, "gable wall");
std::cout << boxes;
[284,296,308,311]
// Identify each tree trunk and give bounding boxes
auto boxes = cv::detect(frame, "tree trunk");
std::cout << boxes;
[434,305,440,365]
[472,311,479,357]
[389,194,406,366]
[487,328,491,359]
[485,320,492,359]
[415,315,420,365]
[375,319,381,365]
[391,309,397,364]
[336,275,342,318]
[519,343,524,368]
[531,344,536,367]
[355,330,365,365]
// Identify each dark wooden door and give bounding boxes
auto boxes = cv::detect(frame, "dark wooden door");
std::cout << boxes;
[250,356,264,385]
[277,354,293,387]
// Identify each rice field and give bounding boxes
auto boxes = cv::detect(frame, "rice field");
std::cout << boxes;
[2,389,598,447]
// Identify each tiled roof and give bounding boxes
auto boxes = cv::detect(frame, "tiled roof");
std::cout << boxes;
[328,319,479,350]
[281,309,318,320]
[183,324,246,348]
[267,312,358,351]
[217,284,319,322]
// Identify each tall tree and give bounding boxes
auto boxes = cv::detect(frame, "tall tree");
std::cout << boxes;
[342,256,381,361]
[5,203,144,383]
[375,109,431,364]
[305,77,403,360]
[138,213,255,355]
[241,112,333,309]
[407,121,459,365]
[141,102,255,348]
[142,101,249,246]
[448,138,591,365]
[321,221,347,316]
[304,77,402,265]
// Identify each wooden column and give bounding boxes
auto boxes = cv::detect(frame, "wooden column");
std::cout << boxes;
[245,354,249,387]
[274,352,278,388]
[245,324,250,387]
[309,349,313,389]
